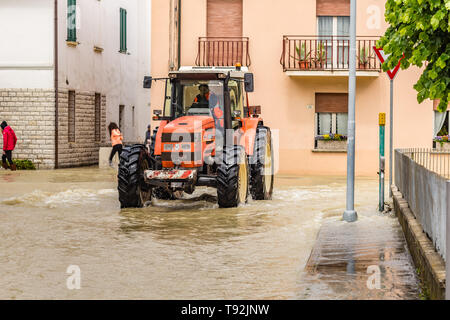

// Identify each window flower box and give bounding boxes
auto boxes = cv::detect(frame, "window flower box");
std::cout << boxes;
[434,136,450,150]
[315,134,347,151]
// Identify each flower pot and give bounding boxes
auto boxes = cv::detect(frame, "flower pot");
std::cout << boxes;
[436,142,450,150]
[359,63,368,70]
[317,139,347,150]
[299,60,309,70]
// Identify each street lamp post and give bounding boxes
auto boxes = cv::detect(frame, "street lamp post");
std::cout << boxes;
[343,0,358,222]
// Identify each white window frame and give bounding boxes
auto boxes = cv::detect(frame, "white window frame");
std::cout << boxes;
[317,16,350,69]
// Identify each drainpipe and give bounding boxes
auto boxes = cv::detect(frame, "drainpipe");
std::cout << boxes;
[54,0,59,169]
[177,0,181,69]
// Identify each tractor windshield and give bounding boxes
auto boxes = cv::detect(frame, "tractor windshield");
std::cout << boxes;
[165,80,225,118]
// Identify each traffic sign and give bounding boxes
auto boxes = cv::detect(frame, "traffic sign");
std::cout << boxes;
[373,47,405,80]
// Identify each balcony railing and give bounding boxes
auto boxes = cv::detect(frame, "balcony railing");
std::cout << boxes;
[281,35,380,72]
[195,37,251,67]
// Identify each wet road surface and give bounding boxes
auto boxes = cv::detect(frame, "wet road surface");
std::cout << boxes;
[0,168,419,299]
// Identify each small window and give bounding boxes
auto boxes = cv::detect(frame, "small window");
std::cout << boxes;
[68,90,76,142]
[95,93,101,142]
[120,8,127,53]
[67,0,77,42]
[119,105,125,132]
[315,93,348,148]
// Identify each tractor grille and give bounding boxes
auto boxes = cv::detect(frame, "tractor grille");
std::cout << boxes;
[161,133,201,143]
[161,151,201,163]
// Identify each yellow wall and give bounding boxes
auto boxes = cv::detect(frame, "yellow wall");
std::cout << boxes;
[151,0,434,176]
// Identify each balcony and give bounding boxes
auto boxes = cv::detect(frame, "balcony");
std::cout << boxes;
[281,36,380,77]
[195,37,251,67]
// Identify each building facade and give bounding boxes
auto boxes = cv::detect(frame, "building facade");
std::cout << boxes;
[0,0,151,168]
[151,0,435,176]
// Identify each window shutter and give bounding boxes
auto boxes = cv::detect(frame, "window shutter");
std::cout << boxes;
[207,0,243,37]
[316,0,350,16]
[315,93,348,113]
[120,8,127,52]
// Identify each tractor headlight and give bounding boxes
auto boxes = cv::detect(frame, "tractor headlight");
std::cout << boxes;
[163,143,173,151]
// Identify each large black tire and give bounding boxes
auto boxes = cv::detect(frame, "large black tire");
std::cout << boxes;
[217,145,249,208]
[250,126,274,200]
[149,127,174,200]
[118,144,152,208]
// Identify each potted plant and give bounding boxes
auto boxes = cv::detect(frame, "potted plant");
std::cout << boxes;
[295,43,310,69]
[313,43,327,69]
[359,48,370,69]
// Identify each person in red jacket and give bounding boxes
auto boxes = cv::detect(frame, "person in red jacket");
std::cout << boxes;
[1,121,17,171]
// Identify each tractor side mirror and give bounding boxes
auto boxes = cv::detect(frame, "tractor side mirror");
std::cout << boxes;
[143,76,153,89]
[244,73,254,92]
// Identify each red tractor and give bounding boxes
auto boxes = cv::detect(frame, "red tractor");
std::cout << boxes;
[118,66,274,208]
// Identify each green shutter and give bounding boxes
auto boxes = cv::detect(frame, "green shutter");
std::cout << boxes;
[67,0,77,42]
[120,8,127,53]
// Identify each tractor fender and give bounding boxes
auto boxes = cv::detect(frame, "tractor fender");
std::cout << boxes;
[154,121,168,155]
[239,117,262,156]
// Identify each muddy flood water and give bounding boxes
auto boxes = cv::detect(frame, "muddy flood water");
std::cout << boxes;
[0,168,420,299]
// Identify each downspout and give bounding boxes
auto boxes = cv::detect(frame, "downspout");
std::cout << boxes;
[177,0,181,69]
[54,0,59,169]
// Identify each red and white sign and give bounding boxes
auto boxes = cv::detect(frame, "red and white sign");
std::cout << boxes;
[373,47,405,80]
[145,169,196,181]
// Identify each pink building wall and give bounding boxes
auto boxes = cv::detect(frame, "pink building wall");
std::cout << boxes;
[151,0,433,176]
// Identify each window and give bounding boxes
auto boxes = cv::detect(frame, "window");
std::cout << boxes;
[67,0,77,42]
[120,8,127,53]
[95,93,101,142]
[68,91,76,142]
[119,105,125,132]
[315,93,348,145]
[318,16,350,68]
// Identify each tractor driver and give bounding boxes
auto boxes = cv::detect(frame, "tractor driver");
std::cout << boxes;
[192,84,211,108]
[191,84,224,130]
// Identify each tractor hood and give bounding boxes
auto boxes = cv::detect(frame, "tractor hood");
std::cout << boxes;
[162,116,214,136]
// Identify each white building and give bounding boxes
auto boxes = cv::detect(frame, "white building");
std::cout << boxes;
[0,0,151,168]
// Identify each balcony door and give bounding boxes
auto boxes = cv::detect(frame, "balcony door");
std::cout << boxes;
[206,0,243,66]
[318,16,350,69]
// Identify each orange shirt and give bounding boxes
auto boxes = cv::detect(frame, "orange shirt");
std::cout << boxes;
[111,129,123,146]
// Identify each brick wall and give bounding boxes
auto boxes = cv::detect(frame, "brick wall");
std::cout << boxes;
[57,89,107,168]
[0,89,55,169]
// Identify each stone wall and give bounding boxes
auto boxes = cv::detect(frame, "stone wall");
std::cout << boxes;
[57,89,107,168]
[0,89,55,169]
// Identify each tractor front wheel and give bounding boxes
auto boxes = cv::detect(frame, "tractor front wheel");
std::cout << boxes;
[217,145,249,208]
[118,144,152,208]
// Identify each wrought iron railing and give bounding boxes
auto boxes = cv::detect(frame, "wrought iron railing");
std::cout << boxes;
[195,37,251,67]
[281,35,380,72]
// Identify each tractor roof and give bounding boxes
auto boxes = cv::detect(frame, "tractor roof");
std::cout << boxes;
[170,66,249,80]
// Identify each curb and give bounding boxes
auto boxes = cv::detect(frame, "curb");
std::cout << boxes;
[391,185,446,300]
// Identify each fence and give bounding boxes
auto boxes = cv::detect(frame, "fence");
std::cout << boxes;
[395,148,449,260]
[280,35,380,72]
[195,37,251,67]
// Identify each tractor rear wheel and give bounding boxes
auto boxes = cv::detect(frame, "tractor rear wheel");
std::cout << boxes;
[149,127,175,200]
[250,126,274,200]
[217,145,249,208]
[118,144,152,208]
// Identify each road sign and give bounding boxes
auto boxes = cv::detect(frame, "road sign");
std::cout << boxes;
[373,47,405,80]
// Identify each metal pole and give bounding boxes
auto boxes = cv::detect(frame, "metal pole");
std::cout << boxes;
[379,113,385,212]
[343,0,357,222]
[389,79,394,197]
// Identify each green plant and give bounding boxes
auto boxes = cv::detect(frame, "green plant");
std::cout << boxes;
[12,159,36,170]
[378,0,449,112]
[359,47,370,65]
[295,43,310,61]
[315,43,327,61]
